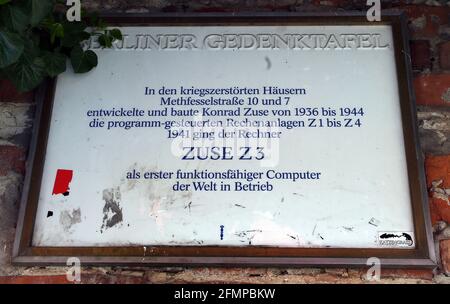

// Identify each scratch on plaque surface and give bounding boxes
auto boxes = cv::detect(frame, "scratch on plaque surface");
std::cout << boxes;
[235,230,263,245]
[369,217,380,227]
[124,162,139,191]
[59,208,81,232]
[146,177,193,230]
[287,234,301,246]
[100,187,123,232]
[169,239,204,245]
[265,56,271,70]
[184,201,192,212]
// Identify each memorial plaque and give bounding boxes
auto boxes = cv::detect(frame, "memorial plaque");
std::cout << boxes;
[13,13,436,267]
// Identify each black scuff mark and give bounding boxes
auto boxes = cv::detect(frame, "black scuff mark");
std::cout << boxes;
[234,204,246,208]
[292,192,304,197]
[183,201,201,213]
[342,226,354,232]
[287,234,299,240]
[287,234,301,246]
[235,230,262,245]
[100,187,123,233]
[368,217,380,227]
[184,201,192,213]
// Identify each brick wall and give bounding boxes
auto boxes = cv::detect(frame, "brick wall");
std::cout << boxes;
[0,0,449,284]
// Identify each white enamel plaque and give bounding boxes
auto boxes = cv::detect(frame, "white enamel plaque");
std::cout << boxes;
[32,25,415,249]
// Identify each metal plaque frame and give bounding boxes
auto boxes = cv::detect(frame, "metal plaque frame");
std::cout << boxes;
[13,12,436,268]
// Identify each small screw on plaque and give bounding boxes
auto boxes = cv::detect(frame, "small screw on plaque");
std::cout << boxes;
[220,225,224,240]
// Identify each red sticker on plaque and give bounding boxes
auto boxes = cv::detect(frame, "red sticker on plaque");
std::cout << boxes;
[52,169,73,196]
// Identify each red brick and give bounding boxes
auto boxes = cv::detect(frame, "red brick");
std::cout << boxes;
[440,240,450,274]
[410,40,431,71]
[0,275,71,284]
[0,79,34,103]
[439,41,450,70]
[414,74,450,106]
[429,195,450,225]
[404,6,450,38]
[0,145,26,176]
[426,155,450,189]
[425,155,450,224]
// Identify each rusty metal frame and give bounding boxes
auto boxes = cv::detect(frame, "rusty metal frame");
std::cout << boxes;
[13,11,437,268]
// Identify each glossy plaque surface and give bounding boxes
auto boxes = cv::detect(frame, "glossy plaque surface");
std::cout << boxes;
[32,25,415,249]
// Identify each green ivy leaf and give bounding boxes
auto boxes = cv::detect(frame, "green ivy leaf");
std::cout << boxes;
[70,46,97,73]
[1,5,28,32]
[42,51,66,77]
[0,0,12,5]
[49,22,64,44]
[0,29,24,68]
[26,0,54,26]
[62,30,90,48]
[6,54,46,92]
[30,32,40,50]
[109,29,122,41]
[98,34,113,48]
[4,36,47,91]
[61,21,90,47]
[23,37,40,59]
